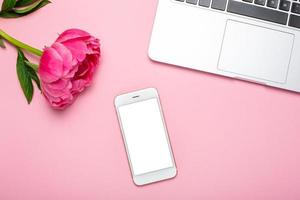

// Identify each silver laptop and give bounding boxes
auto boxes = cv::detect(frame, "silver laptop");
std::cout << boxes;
[149,0,300,92]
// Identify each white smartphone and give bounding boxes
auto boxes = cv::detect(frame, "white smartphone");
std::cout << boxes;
[115,88,177,186]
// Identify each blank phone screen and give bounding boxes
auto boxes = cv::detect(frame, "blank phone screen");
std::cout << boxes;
[118,98,173,175]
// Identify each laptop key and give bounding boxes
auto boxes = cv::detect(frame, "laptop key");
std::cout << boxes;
[267,0,279,8]
[255,0,266,5]
[291,2,300,13]
[211,0,227,11]
[186,0,198,4]
[227,0,288,25]
[199,0,211,7]
[243,0,254,3]
[279,0,291,11]
[289,14,300,28]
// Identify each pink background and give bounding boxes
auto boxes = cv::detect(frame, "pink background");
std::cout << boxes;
[1,0,300,199]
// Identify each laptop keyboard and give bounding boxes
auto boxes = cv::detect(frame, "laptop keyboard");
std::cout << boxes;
[174,0,300,29]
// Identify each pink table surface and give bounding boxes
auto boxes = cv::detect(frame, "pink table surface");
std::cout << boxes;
[1,0,300,199]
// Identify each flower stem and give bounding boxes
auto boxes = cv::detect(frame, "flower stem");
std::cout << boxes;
[0,29,43,56]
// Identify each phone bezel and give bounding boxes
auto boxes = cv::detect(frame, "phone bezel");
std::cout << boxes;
[114,88,177,186]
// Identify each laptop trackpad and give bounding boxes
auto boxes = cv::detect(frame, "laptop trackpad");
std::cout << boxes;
[218,20,294,83]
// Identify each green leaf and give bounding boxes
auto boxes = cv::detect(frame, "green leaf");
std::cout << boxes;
[13,0,50,14]
[0,0,50,18]
[14,0,41,13]
[16,49,34,104]
[0,38,5,48]
[25,62,41,90]
[23,56,41,91]
[25,61,38,71]
[0,10,20,18]
[15,0,39,7]
[1,0,16,11]
[27,66,41,91]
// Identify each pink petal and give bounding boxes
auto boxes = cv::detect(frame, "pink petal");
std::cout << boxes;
[71,79,88,94]
[62,40,88,62]
[56,29,91,43]
[64,64,79,79]
[39,47,64,83]
[76,61,91,77]
[42,87,62,103]
[47,95,74,110]
[43,82,72,98]
[45,79,71,90]
[51,43,74,76]
[86,38,101,54]
[74,55,98,85]
[42,79,72,98]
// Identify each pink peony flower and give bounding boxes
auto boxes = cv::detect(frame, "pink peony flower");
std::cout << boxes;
[38,29,101,110]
